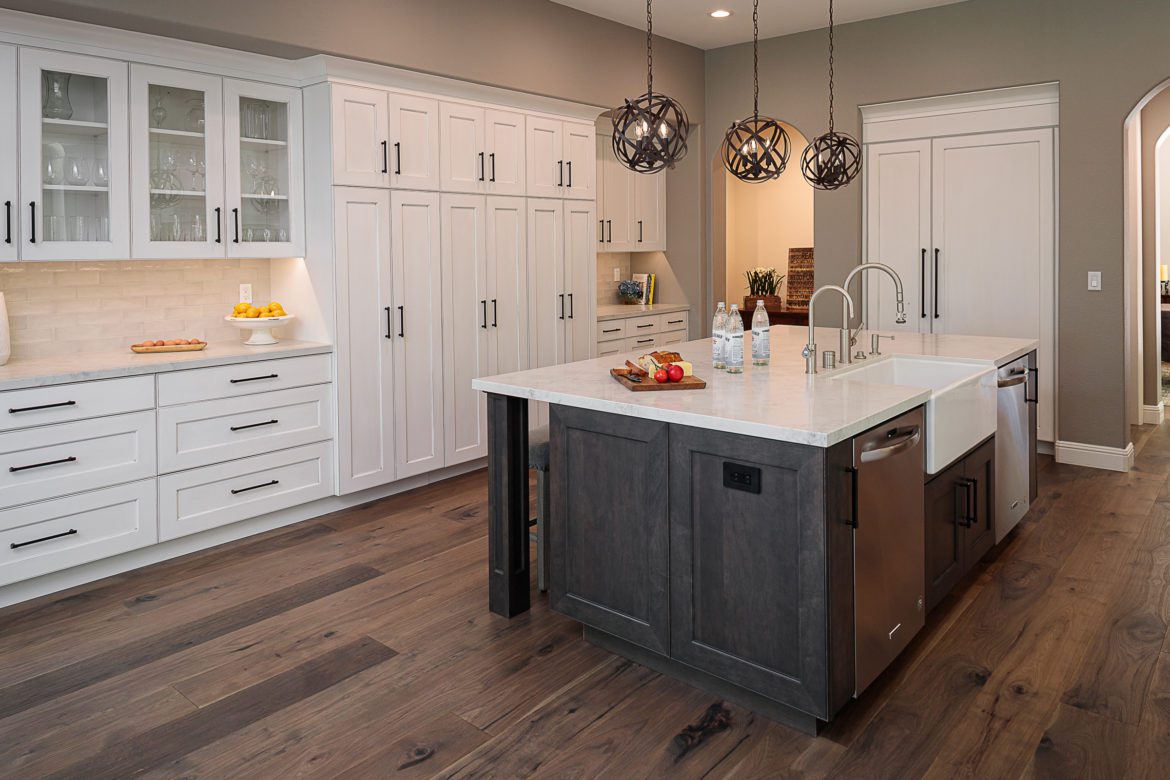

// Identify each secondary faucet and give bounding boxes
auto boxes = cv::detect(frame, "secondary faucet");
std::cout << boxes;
[838,263,907,364]
[803,285,855,374]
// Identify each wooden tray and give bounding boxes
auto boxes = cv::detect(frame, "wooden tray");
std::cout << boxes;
[610,367,706,391]
[131,343,207,354]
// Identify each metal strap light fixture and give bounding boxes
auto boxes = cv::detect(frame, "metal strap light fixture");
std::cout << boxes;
[612,0,690,173]
[721,0,790,183]
[801,0,862,190]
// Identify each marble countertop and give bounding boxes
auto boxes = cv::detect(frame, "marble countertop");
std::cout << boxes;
[473,325,1038,447]
[596,302,691,321]
[0,340,333,392]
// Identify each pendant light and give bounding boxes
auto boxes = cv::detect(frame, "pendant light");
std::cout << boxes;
[801,0,861,190]
[612,0,690,173]
[721,0,790,183]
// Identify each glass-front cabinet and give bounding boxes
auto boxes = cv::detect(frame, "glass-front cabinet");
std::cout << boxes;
[0,45,17,262]
[130,65,224,258]
[18,49,130,261]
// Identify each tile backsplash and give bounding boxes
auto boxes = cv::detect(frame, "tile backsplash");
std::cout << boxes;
[596,252,632,305]
[0,259,270,358]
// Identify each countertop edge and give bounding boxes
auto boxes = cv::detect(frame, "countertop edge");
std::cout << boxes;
[596,303,692,321]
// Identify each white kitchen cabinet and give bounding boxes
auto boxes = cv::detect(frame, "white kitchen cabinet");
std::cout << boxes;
[331,84,390,188]
[596,131,666,252]
[18,49,130,261]
[0,45,17,261]
[391,190,445,478]
[528,198,595,371]
[633,168,666,250]
[526,116,563,199]
[333,188,395,494]
[440,102,486,194]
[389,94,440,191]
[487,197,530,376]
[485,110,526,196]
[564,200,596,362]
[563,121,596,201]
[223,79,304,257]
[129,65,226,259]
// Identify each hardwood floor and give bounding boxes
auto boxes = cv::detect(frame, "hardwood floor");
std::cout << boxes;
[4,427,1170,778]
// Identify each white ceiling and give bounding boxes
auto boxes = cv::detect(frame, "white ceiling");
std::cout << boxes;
[550,0,969,50]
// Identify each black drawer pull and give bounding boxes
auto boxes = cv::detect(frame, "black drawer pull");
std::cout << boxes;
[602,328,621,334]
[668,319,684,324]
[9,400,76,414]
[230,419,278,432]
[636,323,654,329]
[12,528,76,549]
[636,338,654,344]
[11,456,76,473]
[231,479,279,495]
[229,373,278,384]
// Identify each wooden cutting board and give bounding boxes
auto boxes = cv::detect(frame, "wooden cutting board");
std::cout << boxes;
[610,368,706,391]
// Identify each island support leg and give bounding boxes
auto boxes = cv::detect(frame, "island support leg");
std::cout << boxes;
[487,393,530,617]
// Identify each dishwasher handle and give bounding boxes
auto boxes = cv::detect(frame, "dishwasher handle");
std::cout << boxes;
[997,370,1027,389]
[859,425,922,464]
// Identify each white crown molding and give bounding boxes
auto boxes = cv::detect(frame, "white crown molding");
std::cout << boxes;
[1141,403,1165,426]
[860,82,1060,144]
[1055,440,1135,473]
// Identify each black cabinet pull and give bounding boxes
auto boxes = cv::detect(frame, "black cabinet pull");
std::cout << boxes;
[229,373,278,384]
[567,160,573,188]
[933,249,940,319]
[4,200,11,245]
[602,327,621,334]
[1026,367,1039,404]
[567,293,574,319]
[381,140,389,174]
[636,323,653,329]
[29,201,35,244]
[599,219,605,242]
[558,294,565,320]
[955,478,975,527]
[920,249,926,318]
[557,160,564,187]
[11,456,76,473]
[489,152,496,182]
[968,478,978,526]
[9,400,75,414]
[232,208,240,244]
[12,528,76,550]
[231,479,279,496]
[667,319,684,325]
[492,298,498,327]
[214,207,222,244]
[385,306,393,339]
[479,152,486,182]
[847,467,859,528]
[606,219,612,243]
[481,299,488,329]
[636,338,654,344]
[230,419,278,432]
[638,220,644,242]
[394,142,402,175]
[398,305,405,337]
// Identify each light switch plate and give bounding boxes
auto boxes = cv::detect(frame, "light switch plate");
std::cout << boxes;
[1087,271,1102,291]
[239,283,253,303]
[613,267,621,282]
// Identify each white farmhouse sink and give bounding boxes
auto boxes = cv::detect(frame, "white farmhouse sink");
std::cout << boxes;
[833,357,997,474]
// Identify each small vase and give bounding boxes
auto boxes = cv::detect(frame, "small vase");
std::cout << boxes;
[0,293,11,366]
[42,72,73,120]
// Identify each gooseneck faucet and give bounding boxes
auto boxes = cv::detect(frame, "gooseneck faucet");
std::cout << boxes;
[839,262,907,364]
[803,285,855,374]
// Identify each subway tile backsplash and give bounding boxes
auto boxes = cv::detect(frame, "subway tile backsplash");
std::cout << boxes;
[0,260,270,358]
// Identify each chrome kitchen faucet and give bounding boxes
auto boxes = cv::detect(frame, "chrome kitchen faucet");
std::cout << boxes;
[839,263,907,364]
[803,285,855,374]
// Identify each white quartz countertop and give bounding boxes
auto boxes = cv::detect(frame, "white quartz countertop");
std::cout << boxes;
[473,326,1038,447]
[596,302,691,321]
[0,340,333,392]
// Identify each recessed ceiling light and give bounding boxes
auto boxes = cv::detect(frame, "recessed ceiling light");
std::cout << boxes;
[710,9,732,18]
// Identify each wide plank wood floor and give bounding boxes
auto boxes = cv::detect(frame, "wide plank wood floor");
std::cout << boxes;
[4,423,1170,778]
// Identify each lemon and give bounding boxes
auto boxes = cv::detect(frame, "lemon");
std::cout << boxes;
[268,301,282,311]
[233,302,250,314]
[246,307,260,319]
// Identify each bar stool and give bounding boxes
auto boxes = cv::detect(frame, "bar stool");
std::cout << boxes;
[528,425,551,592]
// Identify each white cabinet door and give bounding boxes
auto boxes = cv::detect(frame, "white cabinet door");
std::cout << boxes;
[563,121,596,201]
[526,116,564,199]
[19,49,130,261]
[932,128,1055,441]
[863,139,931,333]
[595,132,608,252]
[487,196,529,375]
[601,143,632,250]
[331,84,390,188]
[391,191,445,477]
[129,65,225,259]
[527,198,566,369]
[485,109,525,196]
[334,187,395,494]
[633,170,666,250]
[441,193,488,465]
[0,45,16,261]
[564,200,597,363]
[224,79,304,257]
[440,102,486,194]
[389,94,440,191]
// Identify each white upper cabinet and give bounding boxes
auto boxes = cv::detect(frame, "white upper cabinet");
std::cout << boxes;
[485,109,525,196]
[596,131,665,253]
[331,84,390,188]
[440,102,486,194]
[129,65,225,259]
[19,49,130,261]
[526,116,563,199]
[0,45,16,261]
[562,121,596,201]
[223,79,304,257]
[633,169,665,250]
[389,94,440,191]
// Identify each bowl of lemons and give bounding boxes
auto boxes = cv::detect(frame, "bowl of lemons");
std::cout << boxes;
[224,301,294,346]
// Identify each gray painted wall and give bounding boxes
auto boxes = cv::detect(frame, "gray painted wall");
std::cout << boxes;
[705,0,1170,450]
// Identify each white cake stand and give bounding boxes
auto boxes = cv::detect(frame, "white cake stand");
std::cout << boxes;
[224,314,295,346]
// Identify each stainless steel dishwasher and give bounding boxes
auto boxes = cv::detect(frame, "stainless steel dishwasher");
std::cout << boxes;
[852,407,926,695]
[995,355,1034,542]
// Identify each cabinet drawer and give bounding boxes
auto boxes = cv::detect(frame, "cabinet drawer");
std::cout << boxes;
[625,334,658,352]
[626,315,660,336]
[658,312,689,334]
[596,320,627,342]
[158,385,333,473]
[0,411,156,511]
[157,353,332,407]
[597,340,625,358]
[159,442,334,541]
[0,376,154,432]
[660,331,686,347]
[0,480,157,587]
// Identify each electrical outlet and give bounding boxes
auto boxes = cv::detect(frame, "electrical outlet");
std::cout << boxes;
[239,283,253,303]
[1087,271,1102,291]
[613,267,621,282]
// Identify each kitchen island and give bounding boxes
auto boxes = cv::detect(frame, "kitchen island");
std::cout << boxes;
[473,325,1038,732]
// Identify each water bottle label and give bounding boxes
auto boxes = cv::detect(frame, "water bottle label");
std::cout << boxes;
[727,333,744,367]
[752,327,770,359]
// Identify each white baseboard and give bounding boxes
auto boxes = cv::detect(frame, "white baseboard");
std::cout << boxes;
[1055,440,1135,472]
[1142,403,1165,425]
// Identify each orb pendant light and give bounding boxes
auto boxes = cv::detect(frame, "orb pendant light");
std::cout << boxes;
[721,0,790,183]
[612,0,690,173]
[801,0,862,190]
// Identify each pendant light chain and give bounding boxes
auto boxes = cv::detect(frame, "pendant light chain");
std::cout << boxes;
[800,0,861,189]
[646,0,653,95]
[753,0,760,118]
[720,0,789,182]
[827,0,835,132]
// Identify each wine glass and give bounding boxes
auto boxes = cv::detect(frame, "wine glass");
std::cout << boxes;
[64,155,91,186]
[246,154,268,194]
[43,156,64,185]
[186,149,205,192]
[92,157,109,187]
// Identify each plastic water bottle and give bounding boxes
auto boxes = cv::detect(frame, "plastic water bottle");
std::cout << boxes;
[712,302,727,370]
[751,300,770,366]
[725,304,744,374]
